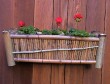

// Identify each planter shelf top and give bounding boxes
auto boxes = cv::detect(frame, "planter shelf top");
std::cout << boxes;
[10,34,99,41]
[3,31,106,68]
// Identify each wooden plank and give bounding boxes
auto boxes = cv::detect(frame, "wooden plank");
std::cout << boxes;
[13,0,35,27]
[83,65,101,84]
[33,2,53,84]
[102,0,110,84]
[0,0,108,84]
[51,0,68,80]
[34,0,53,30]
[51,65,64,84]
[32,64,51,84]
[86,0,105,33]
[0,0,14,84]
[53,0,68,29]
[13,0,35,84]
[83,0,106,84]
[65,65,84,84]
[66,1,86,84]
[0,0,14,28]
[68,0,87,30]
[51,1,68,81]
[13,63,33,84]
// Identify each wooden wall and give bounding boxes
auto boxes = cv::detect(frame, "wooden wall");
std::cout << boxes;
[0,0,109,84]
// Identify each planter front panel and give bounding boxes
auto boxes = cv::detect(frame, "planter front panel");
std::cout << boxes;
[10,35,99,64]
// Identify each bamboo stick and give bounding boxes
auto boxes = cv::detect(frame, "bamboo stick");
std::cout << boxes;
[47,39,50,60]
[47,40,52,60]
[34,39,39,59]
[45,39,48,60]
[57,40,59,60]
[20,39,27,59]
[80,41,85,60]
[3,31,15,66]
[39,39,42,60]
[64,40,67,60]
[10,34,99,41]
[76,41,79,60]
[59,40,61,61]
[13,39,18,59]
[79,40,82,62]
[87,41,91,60]
[61,40,64,60]
[14,58,96,64]
[95,34,106,68]
[90,41,94,60]
[70,40,73,60]
[29,39,33,59]
[72,40,76,60]
[93,42,97,60]
[66,40,69,60]
[49,39,52,60]
[51,40,53,60]
[69,40,72,60]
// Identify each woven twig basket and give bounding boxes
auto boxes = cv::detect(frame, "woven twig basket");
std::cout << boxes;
[3,31,106,68]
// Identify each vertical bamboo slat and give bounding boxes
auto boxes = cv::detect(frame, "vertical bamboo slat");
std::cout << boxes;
[3,31,15,66]
[13,39,20,60]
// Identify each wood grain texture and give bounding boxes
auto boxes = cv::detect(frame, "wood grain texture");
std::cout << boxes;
[66,1,86,84]
[0,0,14,84]
[83,0,106,84]
[13,63,33,84]
[32,64,51,84]
[53,0,68,29]
[0,0,14,28]
[14,0,35,27]
[86,0,106,33]
[68,0,87,30]
[83,65,101,84]
[0,0,109,84]
[51,65,64,84]
[65,65,84,84]
[34,0,53,30]
[13,0,35,84]
[103,0,110,84]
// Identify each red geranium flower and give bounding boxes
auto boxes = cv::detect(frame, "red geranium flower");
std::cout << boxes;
[18,21,25,27]
[56,17,62,26]
[74,13,83,22]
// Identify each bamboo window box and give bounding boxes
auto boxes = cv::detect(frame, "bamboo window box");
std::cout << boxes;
[3,31,106,68]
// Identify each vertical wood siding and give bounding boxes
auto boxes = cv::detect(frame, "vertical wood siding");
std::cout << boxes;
[0,0,109,84]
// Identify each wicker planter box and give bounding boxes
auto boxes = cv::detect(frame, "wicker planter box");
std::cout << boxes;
[3,31,106,68]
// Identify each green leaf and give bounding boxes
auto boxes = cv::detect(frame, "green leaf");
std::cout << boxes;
[42,29,52,35]
[18,26,36,34]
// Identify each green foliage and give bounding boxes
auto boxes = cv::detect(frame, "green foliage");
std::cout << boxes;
[17,25,95,37]
[42,29,52,35]
[69,28,76,34]
[69,28,90,37]
[51,29,62,35]
[59,29,69,35]
[18,26,36,34]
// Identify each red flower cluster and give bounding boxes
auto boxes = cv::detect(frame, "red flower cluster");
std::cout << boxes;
[74,13,83,22]
[18,21,25,27]
[56,17,62,26]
